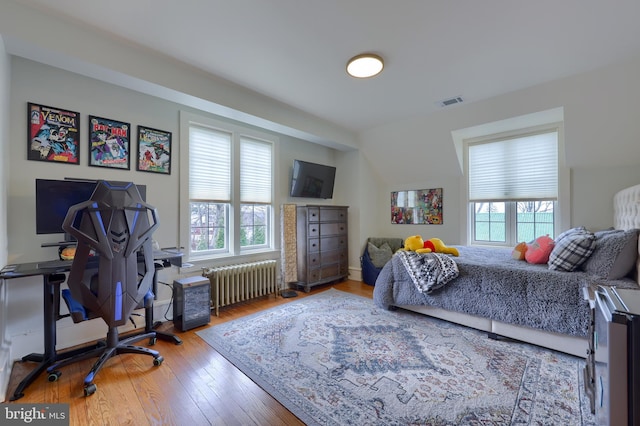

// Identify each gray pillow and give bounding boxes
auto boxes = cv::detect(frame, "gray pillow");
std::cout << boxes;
[582,229,638,279]
[368,242,393,268]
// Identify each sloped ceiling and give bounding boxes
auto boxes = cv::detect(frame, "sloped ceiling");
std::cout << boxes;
[7,0,640,137]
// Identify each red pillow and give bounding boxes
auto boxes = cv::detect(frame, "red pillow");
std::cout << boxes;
[525,235,555,264]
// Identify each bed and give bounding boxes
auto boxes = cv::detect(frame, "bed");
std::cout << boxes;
[373,184,640,357]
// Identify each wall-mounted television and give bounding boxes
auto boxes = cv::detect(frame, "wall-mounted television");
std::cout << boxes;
[290,159,336,199]
[35,178,146,237]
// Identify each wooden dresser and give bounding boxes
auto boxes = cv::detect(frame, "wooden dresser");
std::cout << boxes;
[294,205,348,292]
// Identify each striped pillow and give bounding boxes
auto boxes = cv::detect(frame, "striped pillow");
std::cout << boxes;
[548,230,596,272]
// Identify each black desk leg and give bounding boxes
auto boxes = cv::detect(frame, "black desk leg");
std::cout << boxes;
[10,273,104,401]
[10,261,183,400]
[10,273,64,401]
[146,265,182,346]
[144,304,182,346]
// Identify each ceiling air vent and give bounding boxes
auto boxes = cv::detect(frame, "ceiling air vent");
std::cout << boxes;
[439,96,464,107]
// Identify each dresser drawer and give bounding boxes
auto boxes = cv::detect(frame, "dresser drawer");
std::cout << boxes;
[321,249,347,265]
[308,253,321,268]
[319,264,340,279]
[308,238,320,252]
[320,236,347,252]
[293,205,349,289]
[307,207,320,222]
[319,208,347,222]
[307,265,343,283]
[307,207,347,223]
[308,268,321,282]
[338,263,348,275]
[308,222,346,237]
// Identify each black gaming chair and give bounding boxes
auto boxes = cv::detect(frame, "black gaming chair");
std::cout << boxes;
[46,180,163,396]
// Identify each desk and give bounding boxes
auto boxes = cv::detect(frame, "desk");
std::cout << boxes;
[0,249,184,401]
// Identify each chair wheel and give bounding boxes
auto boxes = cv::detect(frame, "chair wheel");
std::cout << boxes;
[149,336,157,346]
[153,356,164,366]
[47,371,62,382]
[84,383,97,396]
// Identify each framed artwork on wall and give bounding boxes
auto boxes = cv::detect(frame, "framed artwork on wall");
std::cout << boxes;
[391,188,443,224]
[136,126,172,175]
[88,115,131,169]
[28,102,80,164]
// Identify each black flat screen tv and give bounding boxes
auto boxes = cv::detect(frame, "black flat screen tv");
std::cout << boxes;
[35,178,146,236]
[290,159,336,199]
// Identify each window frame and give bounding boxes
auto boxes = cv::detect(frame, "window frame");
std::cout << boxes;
[180,111,277,262]
[463,122,569,246]
[470,200,556,246]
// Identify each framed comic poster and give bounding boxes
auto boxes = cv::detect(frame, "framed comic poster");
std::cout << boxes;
[88,115,130,169]
[137,126,172,174]
[391,188,443,224]
[28,102,80,164]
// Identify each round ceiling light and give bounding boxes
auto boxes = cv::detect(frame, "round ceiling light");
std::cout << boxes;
[346,53,384,78]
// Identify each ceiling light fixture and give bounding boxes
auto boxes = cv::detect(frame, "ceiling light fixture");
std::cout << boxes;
[346,53,384,78]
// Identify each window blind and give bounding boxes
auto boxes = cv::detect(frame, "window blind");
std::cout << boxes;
[189,125,231,201]
[240,137,272,203]
[468,131,558,201]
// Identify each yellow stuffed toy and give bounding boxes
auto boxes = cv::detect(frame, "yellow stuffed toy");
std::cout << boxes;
[424,237,459,256]
[402,235,459,256]
[403,235,432,254]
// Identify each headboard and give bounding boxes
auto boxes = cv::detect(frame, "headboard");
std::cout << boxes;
[613,183,640,284]
[614,184,640,230]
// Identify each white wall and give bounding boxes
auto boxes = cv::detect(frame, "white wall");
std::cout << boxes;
[0,0,367,361]
[5,57,348,360]
[0,0,357,151]
[3,0,640,366]
[0,35,11,402]
[358,54,640,244]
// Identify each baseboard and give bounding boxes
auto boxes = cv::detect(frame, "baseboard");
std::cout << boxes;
[349,266,362,282]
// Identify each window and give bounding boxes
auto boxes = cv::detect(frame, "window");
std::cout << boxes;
[189,126,231,253]
[184,114,275,259]
[467,129,558,246]
[240,137,272,249]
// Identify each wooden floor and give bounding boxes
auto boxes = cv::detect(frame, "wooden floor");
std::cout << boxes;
[4,280,373,425]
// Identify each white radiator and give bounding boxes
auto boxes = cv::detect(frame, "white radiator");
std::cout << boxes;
[203,260,277,316]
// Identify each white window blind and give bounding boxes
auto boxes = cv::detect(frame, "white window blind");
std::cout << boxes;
[468,131,558,201]
[189,126,231,201]
[240,137,272,203]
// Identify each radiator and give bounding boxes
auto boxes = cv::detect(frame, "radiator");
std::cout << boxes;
[203,260,278,316]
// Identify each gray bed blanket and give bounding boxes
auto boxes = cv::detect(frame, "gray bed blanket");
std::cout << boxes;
[373,245,637,337]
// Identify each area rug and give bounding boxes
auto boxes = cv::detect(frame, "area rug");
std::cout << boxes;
[196,289,595,425]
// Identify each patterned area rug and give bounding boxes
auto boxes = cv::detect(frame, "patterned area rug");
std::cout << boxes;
[197,289,595,425]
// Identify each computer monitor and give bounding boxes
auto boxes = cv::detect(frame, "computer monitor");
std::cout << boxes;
[35,178,147,238]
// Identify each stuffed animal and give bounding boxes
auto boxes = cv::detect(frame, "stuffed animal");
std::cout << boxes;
[524,235,555,264]
[403,235,459,256]
[403,235,432,254]
[512,242,528,260]
[424,237,459,256]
